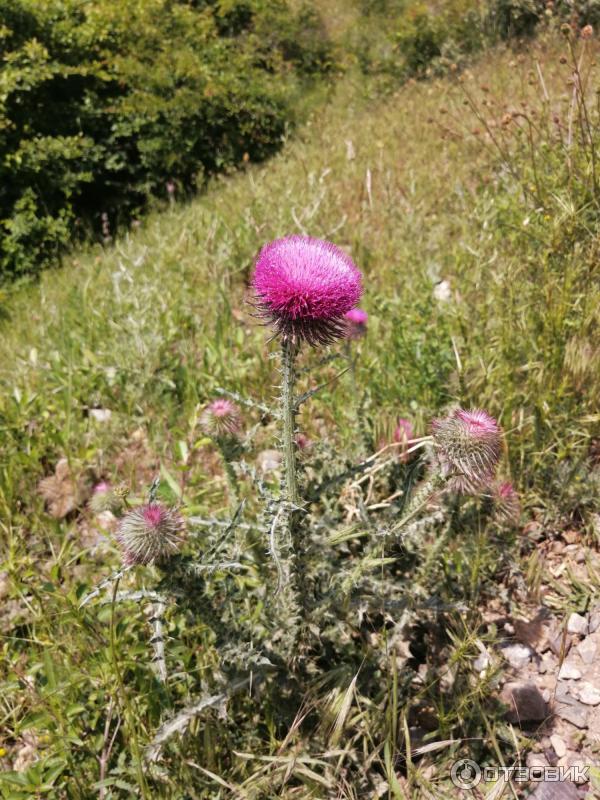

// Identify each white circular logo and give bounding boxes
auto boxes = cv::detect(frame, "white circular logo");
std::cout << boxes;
[450,759,482,789]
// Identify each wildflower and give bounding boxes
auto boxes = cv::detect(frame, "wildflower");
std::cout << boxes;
[582,24,593,40]
[495,481,521,523]
[253,235,363,346]
[166,180,176,197]
[344,308,368,339]
[431,408,502,492]
[89,481,122,515]
[116,502,185,566]
[295,433,312,450]
[394,418,414,463]
[200,399,242,438]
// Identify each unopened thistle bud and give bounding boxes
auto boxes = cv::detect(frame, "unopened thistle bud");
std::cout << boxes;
[252,235,363,346]
[394,417,414,463]
[115,503,185,566]
[494,481,521,524]
[200,399,242,438]
[89,481,122,515]
[344,308,368,340]
[431,408,501,492]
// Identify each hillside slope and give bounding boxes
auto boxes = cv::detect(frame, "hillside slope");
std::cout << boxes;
[1,27,600,799]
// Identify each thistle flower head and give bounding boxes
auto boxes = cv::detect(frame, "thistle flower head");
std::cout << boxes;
[344,308,368,339]
[393,417,414,463]
[253,235,363,345]
[89,481,122,515]
[494,481,521,524]
[200,399,242,438]
[295,433,312,450]
[115,502,185,565]
[431,408,501,492]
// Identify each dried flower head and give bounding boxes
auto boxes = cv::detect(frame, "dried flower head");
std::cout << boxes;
[393,418,414,463]
[344,308,368,339]
[494,481,521,524]
[253,235,363,345]
[38,458,82,519]
[582,24,593,40]
[116,502,185,565]
[431,408,502,492]
[200,399,242,438]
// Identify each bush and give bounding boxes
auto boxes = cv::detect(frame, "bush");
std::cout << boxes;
[0,0,333,281]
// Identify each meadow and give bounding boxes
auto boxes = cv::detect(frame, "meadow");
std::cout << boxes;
[1,3,600,798]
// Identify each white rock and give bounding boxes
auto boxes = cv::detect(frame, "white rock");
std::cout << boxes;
[558,662,582,680]
[433,279,452,303]
[567,612,588,635]
[501,643,533,670]
[90,408,112,423]
[577,637,597,665]
[550,734,567,758]
[578,683,600,705]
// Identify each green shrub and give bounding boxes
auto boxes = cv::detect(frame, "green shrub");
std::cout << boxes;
[0,0,333,281]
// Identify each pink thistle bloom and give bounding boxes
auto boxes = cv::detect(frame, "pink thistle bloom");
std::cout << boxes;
[393,417,414,463]
[200,399,242,438]
[89,481,121,515]
[344,308,368,340]
[116,502,185,565]
[253,236,363,346]
[431,408,502,492]
[295,433,312,450]
[494,481,521,524]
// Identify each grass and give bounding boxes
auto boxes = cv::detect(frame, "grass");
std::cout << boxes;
[1,17,600,800]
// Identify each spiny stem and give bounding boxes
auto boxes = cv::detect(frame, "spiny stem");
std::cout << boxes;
[109,578,151,799]
[390,473,445,540]
[281,337,299,506]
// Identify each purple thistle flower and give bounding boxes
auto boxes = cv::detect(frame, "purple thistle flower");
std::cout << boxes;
[253,235,363,346]
[89,481,119,515]
[200,399,242,438]
[344,307,368,340]
[494,481,521,524]
[116,502,185,566]
[431,408,502,492]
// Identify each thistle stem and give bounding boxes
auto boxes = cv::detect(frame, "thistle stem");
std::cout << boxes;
[281,337,299,506]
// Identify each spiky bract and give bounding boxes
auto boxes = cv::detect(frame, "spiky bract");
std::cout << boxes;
[115,503,185,565]
[431,408,502,492]
[200,399,242,438]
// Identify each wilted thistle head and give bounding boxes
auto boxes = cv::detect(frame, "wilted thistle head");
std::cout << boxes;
[393,417,414,463]
[116,502,185,565]
[253,235,363,346]
[431,408,502,492]
[494,481,521,524]
[200,399,242,438]
[344,308,368,340]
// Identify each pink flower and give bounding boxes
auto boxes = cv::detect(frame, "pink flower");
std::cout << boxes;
[431,408,502,492]
[295,433,312,450]
[200,399,242,438]
[116,502,185,565]
[495,481,520,524]
[253,236,363,345]
[344,308,368,339]
[393,418,414,462]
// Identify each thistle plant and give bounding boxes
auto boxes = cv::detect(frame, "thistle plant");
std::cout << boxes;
[252,235,363,641]
[79,233,510,771]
